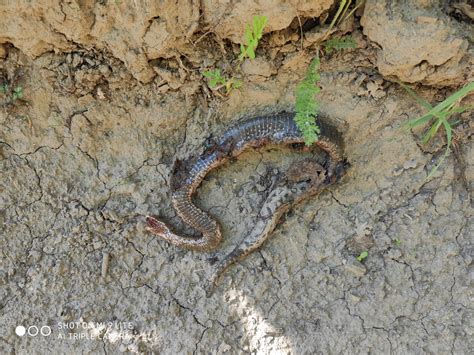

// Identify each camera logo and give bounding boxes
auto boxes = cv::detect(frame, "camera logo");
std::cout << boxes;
[15,325,51,337]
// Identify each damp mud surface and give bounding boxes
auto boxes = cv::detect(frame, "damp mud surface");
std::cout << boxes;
[1,1,473,353]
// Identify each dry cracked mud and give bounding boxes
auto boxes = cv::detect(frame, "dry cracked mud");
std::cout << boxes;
[0,1,473,354]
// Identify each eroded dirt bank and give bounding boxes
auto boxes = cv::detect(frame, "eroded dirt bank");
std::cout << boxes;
[1,1,473,353]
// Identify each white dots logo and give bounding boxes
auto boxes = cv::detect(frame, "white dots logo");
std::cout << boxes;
[40,326,52,336]
[27,326,39,337]
[15,325,52,337]
[15,326,26,337]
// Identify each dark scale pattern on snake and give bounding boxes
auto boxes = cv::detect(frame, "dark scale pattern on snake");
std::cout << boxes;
[146,112,347,292]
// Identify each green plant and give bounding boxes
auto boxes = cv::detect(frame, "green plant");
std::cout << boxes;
[12,86,23,100]
[239,15,268,61]
[356,251,368,262]
[393,239,402,246]
[202,69,242,93]
[294,58,321,145]
[203,15,267,94]
[402,81,474,180]
[202,69,226,87]
[323,35,356,53]
[0,84,24,104]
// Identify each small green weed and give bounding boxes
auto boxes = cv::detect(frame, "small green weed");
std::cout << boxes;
[239,15,268,61]
[323,35,356,53]
[203,15,267,94]
[202,69,226,88]
[12,86,23,100]
[356,251,368,262]
[402,81,474,180]
[202,69,242,93]
[294,58,321,145]
[0,84,24,104]
[393,239,402,246]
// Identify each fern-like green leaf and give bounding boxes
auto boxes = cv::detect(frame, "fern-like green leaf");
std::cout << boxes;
[239,15,268,61]
[203,69,226,87]
[323,35,357,54]
[294,58,322,145]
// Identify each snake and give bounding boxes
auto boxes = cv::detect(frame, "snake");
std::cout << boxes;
[146,112,347,289]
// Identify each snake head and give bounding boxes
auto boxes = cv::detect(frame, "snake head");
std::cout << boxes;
[145,216,171,237]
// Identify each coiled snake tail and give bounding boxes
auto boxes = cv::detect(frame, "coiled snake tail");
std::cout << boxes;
[146,186,223,251]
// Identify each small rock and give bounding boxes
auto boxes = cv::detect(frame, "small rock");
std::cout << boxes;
[265,328,284,337]
[157,84,170,93]
[416,16,437,24]
[393,166,404,176]
[72,53,82,67]
[218,343,231,353]
[344,258,367,277]
[96,87,106,100]
[403,159,418,169]
[348,293,361,303]
[367,81,386,99]
[84,57,96,66]
[99,65,111,76]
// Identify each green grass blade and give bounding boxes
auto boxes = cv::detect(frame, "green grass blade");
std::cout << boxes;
[441,120,452,147]
[425,147,450,181]
[428,81,474,115]
[447,105,474,114]
[342,0,364,22]
[399,82,432,110]
[406,113,434,128]
[337,0,353,26]
[421,117,443,144]
[322,0,347,41]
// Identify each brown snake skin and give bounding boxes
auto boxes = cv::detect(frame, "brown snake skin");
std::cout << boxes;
[146,112,347,292]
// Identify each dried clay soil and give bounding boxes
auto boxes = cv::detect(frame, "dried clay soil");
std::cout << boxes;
[1,1,473,354]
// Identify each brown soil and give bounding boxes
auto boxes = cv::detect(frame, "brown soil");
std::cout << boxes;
[1,1,473,353]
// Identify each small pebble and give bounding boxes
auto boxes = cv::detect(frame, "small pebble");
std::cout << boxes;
[403,159,418,169]
[72,53,82,67]
[393,166,404,176]
[99,64,111,76]
[101,252,110,278]
[84,57,96,66]
[344,258,367,277]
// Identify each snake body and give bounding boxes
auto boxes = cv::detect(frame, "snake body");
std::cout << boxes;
[146,112,346,281]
